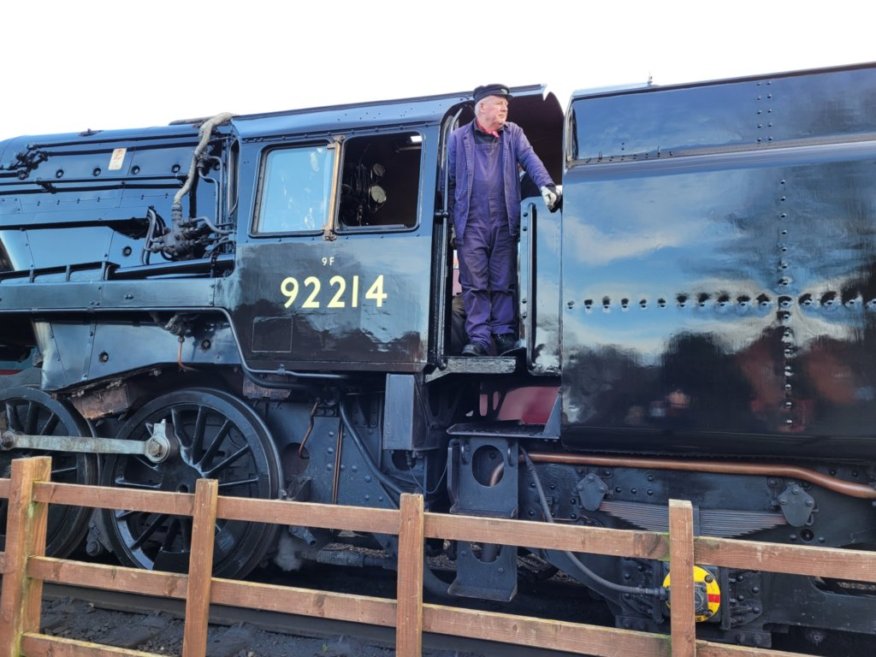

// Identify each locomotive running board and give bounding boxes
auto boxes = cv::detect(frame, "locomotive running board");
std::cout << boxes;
[447,420,549,438]
[426,355,518,381]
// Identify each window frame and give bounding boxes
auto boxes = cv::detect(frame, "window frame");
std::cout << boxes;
[250,141,340,237]
[334,129,424,235]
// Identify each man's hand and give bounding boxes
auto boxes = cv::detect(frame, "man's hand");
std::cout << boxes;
[540,184,562,212]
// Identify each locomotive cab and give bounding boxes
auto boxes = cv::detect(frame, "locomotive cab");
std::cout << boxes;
[434,87,565,370]
[225,86,564,380]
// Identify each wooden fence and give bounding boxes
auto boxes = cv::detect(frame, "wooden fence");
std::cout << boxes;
[0,455,875,657]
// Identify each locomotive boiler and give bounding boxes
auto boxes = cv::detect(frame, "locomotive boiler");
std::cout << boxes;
[2,62,876,648]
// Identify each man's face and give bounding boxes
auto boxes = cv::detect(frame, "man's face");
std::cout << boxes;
[479,95,509,130]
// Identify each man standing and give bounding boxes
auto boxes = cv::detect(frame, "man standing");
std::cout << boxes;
[448,84,560,356]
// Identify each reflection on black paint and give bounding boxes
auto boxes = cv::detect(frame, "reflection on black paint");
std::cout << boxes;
[560,68,876,458]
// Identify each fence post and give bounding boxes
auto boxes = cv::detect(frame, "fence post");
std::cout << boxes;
[396,493,425,657]
[182,478,219,657]
[669,499,696,657]
[0,456,52,657]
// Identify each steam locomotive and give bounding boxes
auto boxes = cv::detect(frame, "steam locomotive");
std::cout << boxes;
[2,62,876,648]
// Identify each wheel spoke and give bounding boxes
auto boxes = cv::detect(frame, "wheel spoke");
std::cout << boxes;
[170,407,190,447]
[129,513,169,550]
[6,401,21,431]
[191,407,207,461]
[39,412,59,437]
[198,418,232,468]
[24,401,38,434]
[51,464,78,477]
[114,476,161,490]
[203,443,252,478]
[218,476,260,491]
[163,517,182,551]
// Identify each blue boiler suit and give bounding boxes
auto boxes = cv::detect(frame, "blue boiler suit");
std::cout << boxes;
[447,120,554,351]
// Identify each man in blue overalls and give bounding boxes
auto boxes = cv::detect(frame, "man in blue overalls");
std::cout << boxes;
[448,84,560,356]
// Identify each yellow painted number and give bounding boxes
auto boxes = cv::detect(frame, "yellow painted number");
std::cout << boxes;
[280,277,299,308]
[365,275,387,308]
[302,276,321,308]
[328,275,346,308]
[279,274,387,310]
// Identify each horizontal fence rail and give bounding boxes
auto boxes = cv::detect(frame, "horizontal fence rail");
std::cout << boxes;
[1,456,875,657]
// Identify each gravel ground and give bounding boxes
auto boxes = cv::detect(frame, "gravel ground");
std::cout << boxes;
[41,597,485,657]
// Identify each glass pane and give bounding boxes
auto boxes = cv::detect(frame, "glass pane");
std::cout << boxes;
[338,132,421,230]
[257,146,334,233]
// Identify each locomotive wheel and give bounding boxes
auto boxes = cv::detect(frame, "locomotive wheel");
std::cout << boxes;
[101,388,281,578]
[0,386,98,557]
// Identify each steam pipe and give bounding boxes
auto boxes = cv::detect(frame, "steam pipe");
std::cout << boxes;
[525,452,876,500]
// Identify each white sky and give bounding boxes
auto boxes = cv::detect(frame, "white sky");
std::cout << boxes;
[2,0,874,141]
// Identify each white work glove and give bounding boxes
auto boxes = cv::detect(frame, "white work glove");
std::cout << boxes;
[540,184,562,212]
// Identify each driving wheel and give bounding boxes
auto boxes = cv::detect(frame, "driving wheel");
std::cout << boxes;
[0,386,98,556]
[101,387,281,578]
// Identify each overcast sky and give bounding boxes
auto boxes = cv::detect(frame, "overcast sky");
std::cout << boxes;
[2,1,873,141]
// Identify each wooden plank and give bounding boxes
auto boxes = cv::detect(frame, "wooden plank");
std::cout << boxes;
[396,494,424,657]
[696,640,814,657]
[216,496,400,534]
[182,479,218,657]
[425,513,669,559]
[668,500,696,657]
[0,456,52,657]
[209,578,397,627]
[21,632,164,657]
[33,482,194,517]
[28,558,189,600]
[423,603,670,657]
[696,536,876,583]
[0,478,10,499]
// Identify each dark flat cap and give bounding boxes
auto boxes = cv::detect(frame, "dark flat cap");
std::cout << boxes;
[473,84,511,103]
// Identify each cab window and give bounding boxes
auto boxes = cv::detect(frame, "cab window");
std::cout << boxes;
[338,132,421,230]
[255,145,335,234]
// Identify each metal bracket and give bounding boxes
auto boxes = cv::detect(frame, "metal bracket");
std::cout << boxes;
[576,472,609,511]
[777,483,814,527]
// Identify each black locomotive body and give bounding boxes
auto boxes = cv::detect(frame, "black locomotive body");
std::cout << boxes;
[2,63,876,647]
